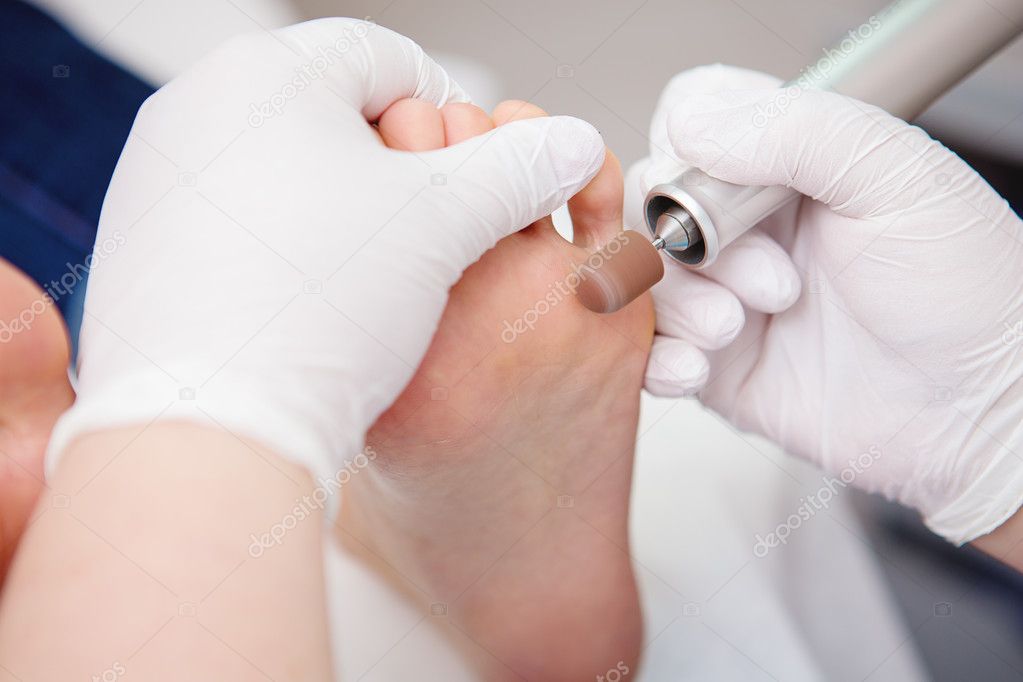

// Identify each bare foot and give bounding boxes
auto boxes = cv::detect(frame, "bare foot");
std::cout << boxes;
[338,99,652,680]
[0,259,74,583]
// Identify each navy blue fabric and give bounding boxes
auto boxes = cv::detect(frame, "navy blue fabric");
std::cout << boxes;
[0,0,153,317]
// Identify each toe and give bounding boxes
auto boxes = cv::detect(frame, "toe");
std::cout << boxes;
[567,148,623,250]
[440,102,494,145]
[378,98,445,151]
[492,99,548,125]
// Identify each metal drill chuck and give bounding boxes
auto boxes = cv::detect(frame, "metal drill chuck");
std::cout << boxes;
[644,183,716,267]
[652,206,701,253]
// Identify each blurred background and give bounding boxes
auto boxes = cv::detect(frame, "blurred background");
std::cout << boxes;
[5,0,1023,679]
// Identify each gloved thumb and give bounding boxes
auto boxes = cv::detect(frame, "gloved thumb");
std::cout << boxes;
[414,116,605,267]
[665,87,985,220]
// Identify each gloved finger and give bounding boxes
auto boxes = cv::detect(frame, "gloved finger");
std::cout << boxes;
[490,100,559,235]
[652,264,744,350]
[700,228,801,314]
[665,87,1000,220]
[273,19,469,120]
[378,98,445,151]
[648,64,783,164]
[441,102,494,144]
[644,336,710,397]
[414,116,605,263]
[495,99,623,248]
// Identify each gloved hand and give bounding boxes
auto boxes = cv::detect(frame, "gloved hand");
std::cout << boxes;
[628,64,1023,544]
[48,19,605,489]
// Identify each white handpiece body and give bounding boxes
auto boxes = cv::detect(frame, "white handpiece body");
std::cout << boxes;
[646,0,1023,268]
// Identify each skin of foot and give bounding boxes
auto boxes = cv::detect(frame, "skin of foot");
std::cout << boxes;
[0,258,74,584]
[337,99,653,681]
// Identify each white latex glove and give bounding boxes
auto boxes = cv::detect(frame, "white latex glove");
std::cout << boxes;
[631,64,1023,544]
[47,19,605,489]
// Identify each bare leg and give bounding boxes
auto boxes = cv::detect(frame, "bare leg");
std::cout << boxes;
[0,258,73,584]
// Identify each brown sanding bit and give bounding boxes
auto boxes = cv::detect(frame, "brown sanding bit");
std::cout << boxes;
[575,230,665,314]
